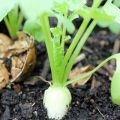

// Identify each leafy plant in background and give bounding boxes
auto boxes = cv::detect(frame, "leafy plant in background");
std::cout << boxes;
[0,0,43,41]
[0,0,23,39]
[4,6,23,39]
[0,0,120,120]
[98,0,120,34]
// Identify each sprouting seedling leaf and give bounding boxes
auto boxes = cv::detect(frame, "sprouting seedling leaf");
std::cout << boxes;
[103,1,120,24]
[109,22,120,34]
[97,0,120,34]
[55,14,75,33]
[53,0,68,14]
[92,8,114,21]
[76,6,113,22]
[51,27,63,37]
[0,0,17,22]
[99,21,120,34]
[64,35,71,42]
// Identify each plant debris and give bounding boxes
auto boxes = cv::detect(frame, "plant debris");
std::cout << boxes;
[0,32,36,89]
[69,65,94,87]
[0,60,10,89]
[24,75,51,86]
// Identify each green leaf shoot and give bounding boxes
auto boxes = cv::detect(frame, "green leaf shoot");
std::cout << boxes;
[23,19,44,42]
[0,0,17,22]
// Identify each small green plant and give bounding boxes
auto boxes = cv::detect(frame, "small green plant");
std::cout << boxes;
[20,0,120,119]
[1,0,120,120]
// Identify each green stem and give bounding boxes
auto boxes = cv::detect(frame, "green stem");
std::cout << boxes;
[61,9,68,48]
[65,54,116,86]
[60,18,91,82]
[4,17,15,38]
[8,9,19,39]
[4,7,23,39]
[18,11,24,29]
[40,14,59,86]
[63,20,97,84]
[92,0,102,9]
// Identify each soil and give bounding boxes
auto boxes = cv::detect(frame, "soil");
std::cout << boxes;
[0,21,120,120]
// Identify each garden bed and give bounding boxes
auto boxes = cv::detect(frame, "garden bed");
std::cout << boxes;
[0,25,120,120]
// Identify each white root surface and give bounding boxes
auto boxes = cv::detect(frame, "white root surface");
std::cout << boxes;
[43,86,72,120]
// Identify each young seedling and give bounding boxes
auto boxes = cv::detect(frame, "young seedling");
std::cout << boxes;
[41,0,120,119]
[39,1,120,119]
[1,0,120,120]
[26,0,120,119]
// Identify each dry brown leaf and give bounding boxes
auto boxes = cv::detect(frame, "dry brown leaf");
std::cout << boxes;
[69,65,94,87]
[0,60,10,89]
[24,76,51,85]
[91,76,101,90]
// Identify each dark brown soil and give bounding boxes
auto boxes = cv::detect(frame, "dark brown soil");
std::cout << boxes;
[0,22,120,120]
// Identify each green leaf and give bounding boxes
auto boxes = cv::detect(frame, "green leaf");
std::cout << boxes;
[98,1,120,34]
[76,6,89,19]
[53,0,68,14]
[0,0,17,22]
[103,1,120,24]
[51,27,63,37]
[98,21,120,34]
[69,13,79,21]
[98,21,110,28]
[55,14,75,33]
[19,0,53,19]
[111,54,120,105]
[92,0,102,8]
[77,6,113,21]
[92,8,114,21]
[109,22,120,34]
[114,0,120,7]
[67,0,86,11]
[53,0,86,12]
[7,6,19,32]
[62,17,75,33]
[23,19,44,42]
